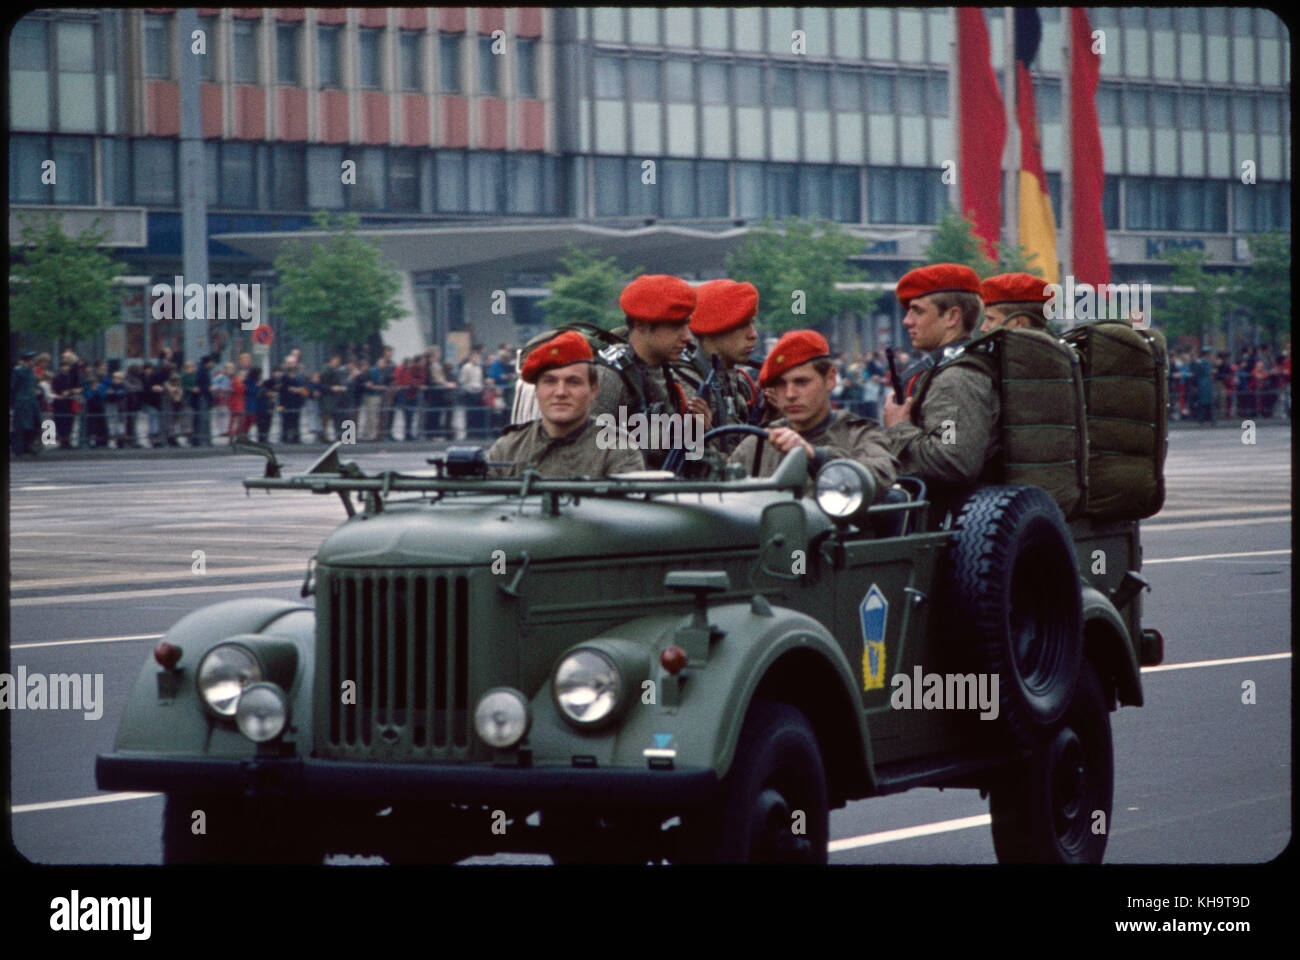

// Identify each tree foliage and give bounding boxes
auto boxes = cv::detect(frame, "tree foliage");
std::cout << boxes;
[1231,232,1291,348]
[920,208,996,279]
[9,214,125,346]
[541,246,638,330]
[723,217,871,334]
[994,239,1044,276]
[272,211,404,354]
[1159,247,1224,345]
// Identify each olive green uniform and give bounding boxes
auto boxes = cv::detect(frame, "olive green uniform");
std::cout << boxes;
[728,409,898,498]
[485,417,644,478]
[670,345,758,451]
[885,344,1001,488]
[590,345,692,469]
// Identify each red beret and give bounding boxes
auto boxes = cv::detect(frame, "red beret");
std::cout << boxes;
[618,274,696,323]
[981,272,1052,306]
[690,279,758,336]
[759,330,831,387]
[896,263,982,307]
[520,330,594,384]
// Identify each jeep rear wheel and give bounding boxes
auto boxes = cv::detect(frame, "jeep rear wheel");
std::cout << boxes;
[988,661,1113,863]
[948,485,1083,748]
[162,794,325,864]
[681,701,828,864]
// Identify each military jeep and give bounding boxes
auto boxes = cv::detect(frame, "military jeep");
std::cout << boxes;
[96,434,1163,864]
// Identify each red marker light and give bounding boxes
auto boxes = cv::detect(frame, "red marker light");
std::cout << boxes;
[660,646,687,675]
[154,642,182,670]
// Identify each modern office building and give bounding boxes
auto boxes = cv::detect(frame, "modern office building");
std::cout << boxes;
[8,7,1291,363]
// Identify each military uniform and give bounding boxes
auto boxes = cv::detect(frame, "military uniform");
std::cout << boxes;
[671,342,757,444]
[589,345,688,470]
[485,417,644,478]
[887,337,1001,488]
[729,409,898,498]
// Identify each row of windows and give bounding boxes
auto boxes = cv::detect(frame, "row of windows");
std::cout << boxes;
[144,14,538,98]
[11,135,1289,235]
[10,16,118,134]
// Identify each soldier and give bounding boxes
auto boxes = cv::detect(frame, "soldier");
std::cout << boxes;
[729,330,897,498]
[671,279,762,451]
[978,272,1052,334]
[10,350,42,457]
[486,331,644,478]
[882,264,1000,499]
[589,274,712,469]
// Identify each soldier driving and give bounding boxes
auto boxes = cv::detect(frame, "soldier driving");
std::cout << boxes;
[671,279,761,449]
[882,264,1000,498]
[589,274,712,469]
[979,272,1053,334]
[485,330,644,478]
[729,330,897,497]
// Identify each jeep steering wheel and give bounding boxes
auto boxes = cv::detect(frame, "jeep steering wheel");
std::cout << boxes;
[670,425,770,476]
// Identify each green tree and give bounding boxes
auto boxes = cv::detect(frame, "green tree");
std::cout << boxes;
[723,217,871,334]
[994,239,1044,276]
[920,208,996,278]
[9,214,125,350]
[541,246,637,330]
[272,211,404,355]
[1159,247,1223,345]
[1232,231,1291,349]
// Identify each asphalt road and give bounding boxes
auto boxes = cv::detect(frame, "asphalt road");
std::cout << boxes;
[6,425,1291,865]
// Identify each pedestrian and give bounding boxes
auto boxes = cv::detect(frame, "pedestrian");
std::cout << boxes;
[359,356,386,441]
[9,350,42,456]
[318,354,347,442]
[227,367,250,440]
[280,361,307,443]
[256,367,278,441]
[424,346,453,439]
[458,347,485,439]
[84,361,110,447]
[51,357,80,448]
[1192,351,1215,424]
[193,355,213,446]
[305,370,323,442]
[104,368,128,448]
[164,364,185,445]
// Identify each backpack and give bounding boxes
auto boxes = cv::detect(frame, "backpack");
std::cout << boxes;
[1062,321,1169,520]
[918,328,1089,518]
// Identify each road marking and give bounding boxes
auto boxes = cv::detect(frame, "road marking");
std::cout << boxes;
[1142,652,1290,673]
[1232,588,1291,597]
[12,792,162,814]
[1145,549,1290,565]
[12,562,306,590]
[1143,516,1289,533]
[829,814,992,853]
[11,579,303,606]
[11,634,165,650]
[1150,505,1292,519]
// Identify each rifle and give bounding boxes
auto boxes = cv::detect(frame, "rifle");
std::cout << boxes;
[886,348,906,403]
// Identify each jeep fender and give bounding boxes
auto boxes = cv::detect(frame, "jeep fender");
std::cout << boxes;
[528,601,875,798]
[110,598,314,756]
[1080,584,1143,708]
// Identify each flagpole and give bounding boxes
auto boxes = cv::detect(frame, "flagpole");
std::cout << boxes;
[949,7,960,211]
[1003,8,1018,255]
[1059,8,1073,284]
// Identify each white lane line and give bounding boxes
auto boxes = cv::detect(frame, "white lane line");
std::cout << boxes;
[12,634,165,650]
[830,814,992,853]
[12,792,162,814]
[1233,588,1290,597]
[1151,505,1292,519]
[1143,516,1289,533]
[1145,549,1290,565]
[1142,652,1290,673]
[12,562,306,590]
[11,579,303,606]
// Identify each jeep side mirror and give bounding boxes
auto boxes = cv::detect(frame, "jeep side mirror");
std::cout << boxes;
[757,501,808,580]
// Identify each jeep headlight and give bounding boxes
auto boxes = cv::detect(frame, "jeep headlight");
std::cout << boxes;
[815,459,877,523]
[196,643,263,717]
[554,649,621,725]
[475,688,529,748]
[235,682,289,742]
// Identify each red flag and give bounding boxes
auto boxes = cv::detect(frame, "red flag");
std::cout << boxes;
[957,8,1006,260]
[1070,8,1110,284]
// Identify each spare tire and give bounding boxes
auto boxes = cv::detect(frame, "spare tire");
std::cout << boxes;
[947,485,1082,748]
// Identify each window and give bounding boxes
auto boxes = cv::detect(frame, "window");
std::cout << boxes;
[770,67,796,108]
[1151,90,1175,128]
[665,60,693,102]
[400,31,422,91]
[271,144,305,208]
[799,166,831,219]
[868,73,894,112]
[665,8,693,47]
[133,139,176,205]
[803,70,829,110]
[467,152,503,212]
[10,135,48,202]
[927,75,948,117]
[478,36,499,96]
[517,38,538,98]
[733,65,761,106]
[1230,7,1252,36]
[56,21,97,132]
[663,159,696,218]
[349,147,384,210]
[594,156,626,215]
[388,149,419,210]
[318,25,341,88]
[145,14,170,78]
[698,161,727,217]
[231,20,259,84]
[199,16,217,81]
[436,151,465,211]
[831,167,860,223]
[1179,92,1202,130]
[1206,93,1228,131]
[507,153,542,213]
[833,72,860,111]
[10,19,50,129]
[1204,8,1227,34]
[51,136,93,204]
[440,34,461,92]
[1176,9,1201,31]
[628,7,660,45]
[700,62,727,104]
[307,145,344,208]
[1096,86,1120,125]
[628,58,660,100]
[766,164,797,217]
[1123,88,1148,126]
[699,9,728,50]
[897,75,924,116]
[736,162,764,217]
[220,142,256,208]
[277,23,299,83]
[1232,95,1254,132]
[594,55,624,99]
[1258,94,1281,134]
[1037,82,1061,123]
[359,28,382,89]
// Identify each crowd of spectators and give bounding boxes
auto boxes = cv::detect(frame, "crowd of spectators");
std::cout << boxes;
[10,343,519,451]
[1169,347,1291,423]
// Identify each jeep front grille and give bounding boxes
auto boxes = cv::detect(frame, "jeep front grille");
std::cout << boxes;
[319,570,471,759]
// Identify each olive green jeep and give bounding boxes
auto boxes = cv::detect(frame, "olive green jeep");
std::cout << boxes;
[96,433,1163,864]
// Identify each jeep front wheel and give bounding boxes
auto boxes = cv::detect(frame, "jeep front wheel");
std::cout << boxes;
[682,701,829,864]
[987,662,1114,864]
